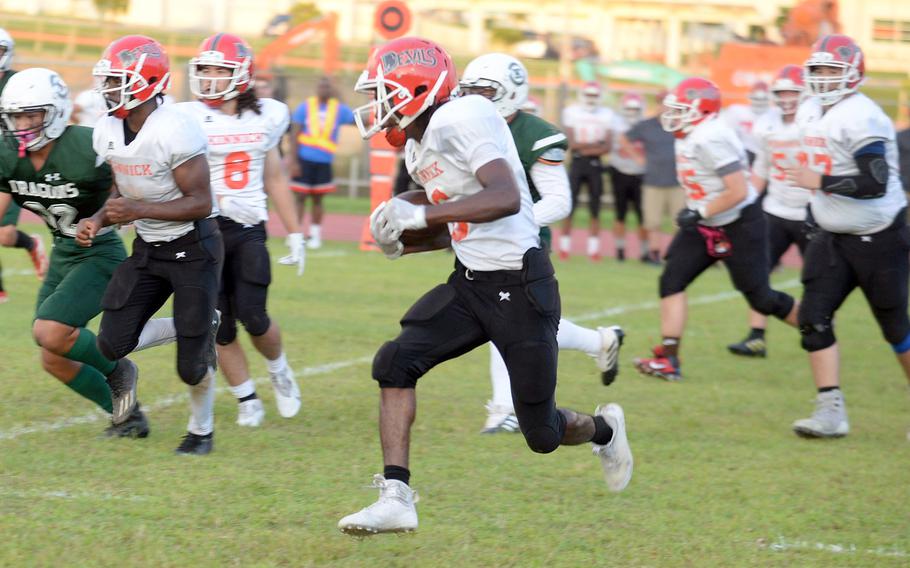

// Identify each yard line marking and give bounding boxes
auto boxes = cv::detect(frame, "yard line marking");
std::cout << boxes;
[0,488,148,502]
[0,279,801,442]
[0,356,372,442]
[759,535,909,559]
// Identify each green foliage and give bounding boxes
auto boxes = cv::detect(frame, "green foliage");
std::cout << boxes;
[93,0,130,17]
[489,26,525,46]
[1,224,909,566]
[289,2,322,26]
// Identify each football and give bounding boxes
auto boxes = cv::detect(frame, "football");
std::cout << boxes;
[394,190,450,248]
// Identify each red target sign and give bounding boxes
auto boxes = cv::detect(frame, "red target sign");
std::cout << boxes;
[374,1,411,40]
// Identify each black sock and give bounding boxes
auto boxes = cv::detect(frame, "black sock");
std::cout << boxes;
[661,337,680,358]
[748,327,766,340]
[384,465,410,485]
[818,386,840,393]
[14,231,34,251]
[238,392,258,403]
[591,415,614,446]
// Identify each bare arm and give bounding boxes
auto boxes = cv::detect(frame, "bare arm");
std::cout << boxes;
[263,147,301,234]
[423,159,520,226]
[750,173,768,194]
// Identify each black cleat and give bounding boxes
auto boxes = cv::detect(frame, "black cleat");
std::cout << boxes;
[616,248,625,262]
[106,357,139,425]
[102,404,150,439]
[727,336,767,358]
[175,432,213,456]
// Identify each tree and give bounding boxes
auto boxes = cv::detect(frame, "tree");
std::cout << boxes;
[94,0,130,20]
[289,2,321,25]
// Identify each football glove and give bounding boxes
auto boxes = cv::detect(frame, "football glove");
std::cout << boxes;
[278,232,306,276]
[385,197,428,232]
[370,202,404,260]
[675,207,703,228]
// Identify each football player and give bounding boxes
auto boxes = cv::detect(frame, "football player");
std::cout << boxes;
[0,68,167,437]
[727,65,811,358]
[337,38,633,536]
[181,32,303,427]
[458,53,625,434]
[633,77,799,381]
[721,80,771,165]
[77,35,223,455]
[784,35,910,438]
[0,27,48,303]
[559,81,615,260]
[607,92,647,261]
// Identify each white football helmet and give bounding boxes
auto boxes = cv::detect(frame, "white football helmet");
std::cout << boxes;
[0,28,13,72]
[0,68,72,151]
[459,53,529,118]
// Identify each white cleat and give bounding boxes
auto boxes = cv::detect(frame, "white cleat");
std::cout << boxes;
[593,326,625,386]
[306,237,322,250]
[277,255,296,265]
[338,474,418,536]
[592,403,633,492]
[270,366,301,418]
[793,390,850,438]
[236,398,265,427]
[481,401,520,434]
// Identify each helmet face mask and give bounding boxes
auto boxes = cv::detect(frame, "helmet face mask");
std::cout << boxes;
[0,67,72,153]
[803,34,864,107]
[353,37,457,140]
[93,36,171,119]
[188,34,254,107]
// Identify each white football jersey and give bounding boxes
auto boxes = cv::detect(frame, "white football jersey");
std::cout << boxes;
[178,98,289,223]
[93,104,211,243]
[674,115,757,227]
[72,89,107,127]
[721,104,768,155]
[796,94,906,234]
[752,108,810,221]
[609,114,645,175]
[562,104,616,146]
[405,95,539,271]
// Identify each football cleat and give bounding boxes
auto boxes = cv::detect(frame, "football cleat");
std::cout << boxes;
[481,402,519,434]
[641,251,661,266]
[29,234,48,280]
[727,335,767,358]
[270,366,301,418]
[106,357,139,425]
[101,404,150,439]
[175,431,214,455]
[793,390,849,438]
[236,398,265,427]
[592,403,633,492]
[0,291,8,304]
[595,326,625,386]
[338,474,418,536]
[558,249,570,261]
[306,236,322,250]
[633,345,681,381]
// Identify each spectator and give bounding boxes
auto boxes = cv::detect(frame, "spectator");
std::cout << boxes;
[620,91,683,264]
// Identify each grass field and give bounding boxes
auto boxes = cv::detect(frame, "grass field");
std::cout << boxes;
[1,223,909,567]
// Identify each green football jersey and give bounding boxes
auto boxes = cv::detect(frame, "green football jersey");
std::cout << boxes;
[0,125,112,238]
[507,110,568,203]
[0,69,16,95]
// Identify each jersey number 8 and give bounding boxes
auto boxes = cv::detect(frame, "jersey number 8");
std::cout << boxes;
[225,151,251,190]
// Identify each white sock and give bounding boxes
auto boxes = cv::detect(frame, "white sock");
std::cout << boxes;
[640,239,649,254]
[557,318,602,355]
[488,343,513,410]
[132,317,177,352]
[587,236,600,256]
[266,352,288,374]
[559,235,571,253]
[187,369,215,436]
[615,237,625,249]
[310,225,321,241]
[229,379,256,401]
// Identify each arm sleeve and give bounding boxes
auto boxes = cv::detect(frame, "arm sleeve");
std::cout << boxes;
[820,141,888,199]
[530,161,571,226]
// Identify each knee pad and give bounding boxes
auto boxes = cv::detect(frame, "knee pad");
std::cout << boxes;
[239,311,270,337]
[372,341,417,388]
[744,288,794,320]
[799,319,836,352]
[215,317,237,345]
[177,356,209,386]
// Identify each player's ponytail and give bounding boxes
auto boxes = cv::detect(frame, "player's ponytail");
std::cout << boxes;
[236,88,262,116]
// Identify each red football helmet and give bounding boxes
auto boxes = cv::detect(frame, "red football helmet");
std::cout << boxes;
[620,92,644,121]
[748,81,770,114]
[804,34,864,106]
[660,77,721,137]
[353,37,457,140]
[771,64,805,115]
[189,33,254,107]
[580,81,603,109]
[93,35,170,119]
